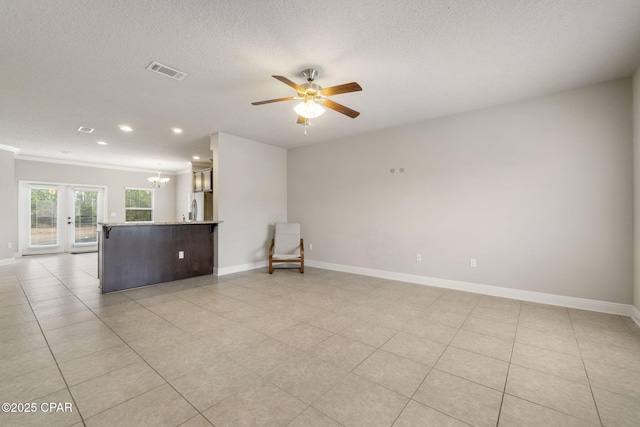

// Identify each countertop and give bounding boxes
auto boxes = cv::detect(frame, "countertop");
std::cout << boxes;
[99,221,222,227]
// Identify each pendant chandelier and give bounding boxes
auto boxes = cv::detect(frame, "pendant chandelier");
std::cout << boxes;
[148,171,170,188]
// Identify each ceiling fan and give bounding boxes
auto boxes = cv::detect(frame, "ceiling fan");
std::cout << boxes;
[251,69,362,129]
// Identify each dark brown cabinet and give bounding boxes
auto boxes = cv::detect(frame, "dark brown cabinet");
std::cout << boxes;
[98,223,217,293]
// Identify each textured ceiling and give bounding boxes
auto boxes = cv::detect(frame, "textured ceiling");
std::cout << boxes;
[1,0,640,172]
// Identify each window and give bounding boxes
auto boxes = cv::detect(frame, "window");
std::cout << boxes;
[125,188,153,222]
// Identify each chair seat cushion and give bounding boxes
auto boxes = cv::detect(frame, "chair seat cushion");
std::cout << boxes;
[272,254,301,260]
[274,223,301,255]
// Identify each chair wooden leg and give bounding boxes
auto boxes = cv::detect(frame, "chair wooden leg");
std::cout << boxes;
[269,258,273,274]
[300,259,304,274]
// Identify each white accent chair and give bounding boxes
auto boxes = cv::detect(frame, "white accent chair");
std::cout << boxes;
[269,223,304,274]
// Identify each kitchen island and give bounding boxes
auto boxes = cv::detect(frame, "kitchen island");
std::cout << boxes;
[98,221,219,293]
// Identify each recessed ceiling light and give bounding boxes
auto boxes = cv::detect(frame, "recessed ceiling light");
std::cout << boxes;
[58,150,70,155]
[96,141,108,146]
[171,128,183,134]
[192,156,200,160]
[77,126,94,133]
[119,125,133,132]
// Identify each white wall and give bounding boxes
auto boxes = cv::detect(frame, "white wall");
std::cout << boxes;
[175,170,193,221]
[15,159,177,226]
[212,133,287,273]
[0,148,17,262]
[633,67,640,316]
[289,79,633,304]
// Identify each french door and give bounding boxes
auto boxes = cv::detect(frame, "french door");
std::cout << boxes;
[19,182,105,255]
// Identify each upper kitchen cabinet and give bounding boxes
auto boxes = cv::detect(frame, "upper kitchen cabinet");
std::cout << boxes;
[194,168,213,192]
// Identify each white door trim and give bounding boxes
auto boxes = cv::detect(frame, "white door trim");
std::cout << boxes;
[18,180,107,255]
[66,186,105,253]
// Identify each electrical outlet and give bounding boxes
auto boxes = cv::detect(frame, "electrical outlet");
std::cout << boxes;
[7,242,11,249]
[309,243,312,250]
[111,212,116,217]
[416,253,422,262]
[178,251,184,259]
[470,258,477,267]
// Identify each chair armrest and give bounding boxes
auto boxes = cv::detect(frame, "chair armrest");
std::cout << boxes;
[269,239,274,257]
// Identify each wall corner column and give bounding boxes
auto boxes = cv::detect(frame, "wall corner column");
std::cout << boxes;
[632,66,640,324]
[0,145,19,263]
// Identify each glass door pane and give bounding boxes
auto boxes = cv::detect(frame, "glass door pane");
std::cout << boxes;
[67,186,103,253]
[74,189,98,244]
[30,188,59,247]
[20,182,104,255]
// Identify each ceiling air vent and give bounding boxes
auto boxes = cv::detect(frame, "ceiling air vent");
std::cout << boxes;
[146,61,187,81]
[77,126,94,133]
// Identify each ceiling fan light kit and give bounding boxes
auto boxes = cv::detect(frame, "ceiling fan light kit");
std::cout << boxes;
[294,100,325,119]
[252,68,362,133]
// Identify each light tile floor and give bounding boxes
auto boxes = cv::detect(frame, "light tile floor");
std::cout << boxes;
[1,254,639,426]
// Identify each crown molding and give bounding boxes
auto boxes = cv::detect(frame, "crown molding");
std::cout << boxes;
[0,144,20,154]
[15,155,178,175]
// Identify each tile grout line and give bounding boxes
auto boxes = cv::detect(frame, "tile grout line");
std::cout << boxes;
[254,324,349,421]
[568,311,604,426]
[386,291,483,427]
[203,274,350,426]
[267,279,402,426]
[33,256,208,425]
[95,271,328,425]
[120,274,336,425]
[80,306,213,424]
[15,259,87,426]
[494,296,522,427]
[503,307,605,425]
[9,259,638,426]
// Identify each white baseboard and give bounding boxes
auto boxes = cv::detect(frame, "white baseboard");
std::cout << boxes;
[632,306,640,328]
[306,260,634,317]
[218,260,268,276]
[0,257,15,266]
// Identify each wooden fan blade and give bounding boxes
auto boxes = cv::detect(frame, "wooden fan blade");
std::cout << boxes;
[296,115,307,124]
[251,97,297,106]
[320,82,362,96]
[272,75,305,92]
[322,99,360,118]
